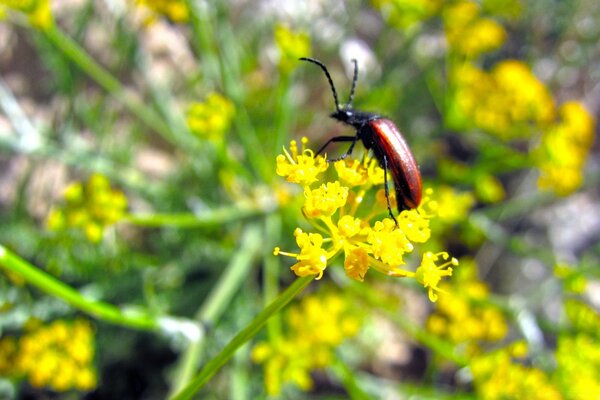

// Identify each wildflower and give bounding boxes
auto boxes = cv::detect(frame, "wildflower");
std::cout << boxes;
[134,0,189,23]
[2,319,97,391]
[470,343,562,400]
[554,334,600,399]
[252,291,362,395]
[371,0,443,31]
[47,173,127,243]
[434,185,475,224]
[413,252,457,302]
[274,24,311,75]
[275,139,457,301]
[443,1,506,57]
[536,101,595,196]
[0,0,53,29]
[276,138,328,186]
[449,60,555,140]
[187,93,236,142]
[426,259,508,354]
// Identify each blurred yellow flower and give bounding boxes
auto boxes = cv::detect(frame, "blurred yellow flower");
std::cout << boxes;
[47,173,128,243]
[0,319,97,392]
[536,101,595,196]
[187,92,236,142]
[274,25,311,75]
[252,291,362,395]
[554,334,600,399]
[0,0,53,29]
[450,60,555,140]
[372,0,443,31]
[134,0,189,23]
[444,1,506,57]
[470,344,562,400]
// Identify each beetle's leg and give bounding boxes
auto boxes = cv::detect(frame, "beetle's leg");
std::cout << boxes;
[316,136,357,161]
[382,154,399,227]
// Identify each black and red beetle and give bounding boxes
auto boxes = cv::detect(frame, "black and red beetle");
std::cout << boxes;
[299,57,422,225]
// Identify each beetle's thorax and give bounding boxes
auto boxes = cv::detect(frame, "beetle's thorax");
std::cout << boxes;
[330,107,380,130]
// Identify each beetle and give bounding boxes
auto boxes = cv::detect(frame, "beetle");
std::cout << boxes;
[299,57,422,225]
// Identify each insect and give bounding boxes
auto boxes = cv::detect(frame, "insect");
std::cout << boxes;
[299,57,422,225]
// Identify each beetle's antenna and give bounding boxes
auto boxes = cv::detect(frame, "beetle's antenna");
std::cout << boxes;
[299,57,340,112]
[348,59,358,107]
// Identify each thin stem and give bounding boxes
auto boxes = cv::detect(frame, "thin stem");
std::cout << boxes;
[0,244,157,331]
[123,201,273,228]
[168,223,263,397]
[171,275,315,400]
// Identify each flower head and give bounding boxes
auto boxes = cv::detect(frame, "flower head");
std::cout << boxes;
[187,93,235,142]
[275,139,458,301]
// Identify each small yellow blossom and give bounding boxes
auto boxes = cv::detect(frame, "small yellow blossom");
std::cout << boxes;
[252,290,362,395]
[187,93,236,142]
[372,0,443,31]
[554,334,600,399]
[134,0,189,23]
[275,140,457,300]
[303,181,349,218]
[276,138,328,186]
[427,259,508,354]
[275,24,311,74]
[413,252,457,302]
[444,1,506,57]
[449,60,556,140]
[536,101,595,196]
[434,186,476,224]
[47,173,127,243]
[470,345,562,400]
[1,319,97,392]
[0,0,53,29]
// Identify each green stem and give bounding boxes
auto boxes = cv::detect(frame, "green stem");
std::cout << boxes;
[0,244,157,331]
[331,358,371,400]
[43,25,175,142]
[169,223,263,397]
[123,200,273,228]
[264,214,282,339]
[171,275,315,400]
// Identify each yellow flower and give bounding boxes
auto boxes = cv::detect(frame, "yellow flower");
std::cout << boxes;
[536,101,595,196]
[5,319,97,392]
[470,345,562,400]
[372,0,443,31]
[444,1,506,57]
[187,92,236,142]
[276,138,328,186]
[413,251,457,302]
[252,290,362,395]
[450,60,556,140]
[303,181,349,218]
[0,0,53,29]
[47,173,127,243]
[275,139,457,300]
[135,0,189,23]
[274,25,311,74]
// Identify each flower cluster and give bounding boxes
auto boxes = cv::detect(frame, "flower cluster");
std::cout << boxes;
[0,319,97,391]
[535,101,595,196]
[449,60,556,140]
[274,24,311,75]
[0,0,53,29]
[275,138,457,302]
[251,291,362,395]
[443,1,506,58]
[134,0,189,23]
[371,0,442,31]
[47,173,127,243]
[186,92,236,142]
[470,342,562,400]
[427,259,507,356]
[554,333,600,399]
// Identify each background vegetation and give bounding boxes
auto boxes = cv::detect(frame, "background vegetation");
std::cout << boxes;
[0,0,598,398]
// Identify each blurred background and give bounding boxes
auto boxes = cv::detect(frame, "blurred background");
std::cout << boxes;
[0,0,599,399]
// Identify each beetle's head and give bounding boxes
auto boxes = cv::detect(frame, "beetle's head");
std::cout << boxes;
[330,107,354,124]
